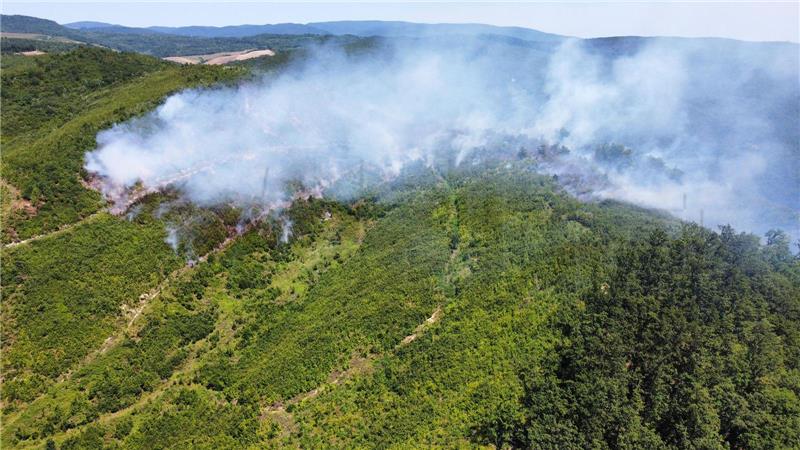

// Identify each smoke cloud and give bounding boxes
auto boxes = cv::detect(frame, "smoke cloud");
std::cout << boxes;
[85,36,799,241]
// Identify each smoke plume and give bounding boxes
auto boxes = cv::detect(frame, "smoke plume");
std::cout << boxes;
[85,36,799,241]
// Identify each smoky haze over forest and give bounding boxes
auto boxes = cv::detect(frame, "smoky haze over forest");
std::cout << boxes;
[85,36,800,242]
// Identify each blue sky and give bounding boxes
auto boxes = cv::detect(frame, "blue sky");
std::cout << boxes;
[3,1,798,43]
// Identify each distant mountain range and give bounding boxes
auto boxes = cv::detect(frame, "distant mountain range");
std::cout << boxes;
[62,18,564,42]
[64,20,326,37]
[0,14,567,57]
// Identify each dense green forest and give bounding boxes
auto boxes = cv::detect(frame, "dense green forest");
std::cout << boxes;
[0,37,83,54]
[1,18,799,450]
[3,162,798,448]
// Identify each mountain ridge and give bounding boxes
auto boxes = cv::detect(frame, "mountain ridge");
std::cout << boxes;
[60,17,565,41]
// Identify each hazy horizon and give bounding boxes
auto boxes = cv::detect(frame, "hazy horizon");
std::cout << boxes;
[2,1,798,43]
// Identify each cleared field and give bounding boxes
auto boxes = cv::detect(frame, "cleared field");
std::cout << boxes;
[164,48,275,65]
[16,50,46,56]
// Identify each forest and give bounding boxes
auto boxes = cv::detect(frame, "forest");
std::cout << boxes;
[4,161,798,449]
[0,14,798,450]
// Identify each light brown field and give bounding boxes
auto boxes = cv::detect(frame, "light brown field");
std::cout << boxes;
[163,48,275,65]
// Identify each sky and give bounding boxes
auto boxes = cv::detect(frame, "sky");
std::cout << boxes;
[2,1,798,43]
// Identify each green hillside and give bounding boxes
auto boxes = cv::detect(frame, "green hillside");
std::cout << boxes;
[0,37,84,55]
[3,162,798,449]
[0,47,248,438]
[0,15,85,40]
[1,25,798,450]
[0,47,245,243]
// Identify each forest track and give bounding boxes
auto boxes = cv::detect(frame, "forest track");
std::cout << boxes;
[1,212,104,250]
[39,218,364,444]
[266,304,444,415]
[71,232,241,375]
[261,304,443,438]
[5,232,245,445]
[4,230,244,432]
[262,185,462,438]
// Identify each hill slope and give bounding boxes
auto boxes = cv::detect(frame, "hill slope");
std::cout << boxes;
[0,15,84,40]
[3,164,798,449]
[0,47,245,242]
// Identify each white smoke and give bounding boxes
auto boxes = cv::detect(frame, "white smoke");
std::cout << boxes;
[85,37,799,241]
[164,225,180,252]
[280,218,293,244]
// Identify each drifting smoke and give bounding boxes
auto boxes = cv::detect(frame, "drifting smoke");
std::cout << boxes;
[85,36,799,241]
[164,225,180,252]
[280,218,293,244]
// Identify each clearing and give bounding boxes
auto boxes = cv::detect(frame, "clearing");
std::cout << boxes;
[163,48,275,65]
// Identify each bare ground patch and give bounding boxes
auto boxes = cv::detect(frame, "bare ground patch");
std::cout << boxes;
[164,49,275,65]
